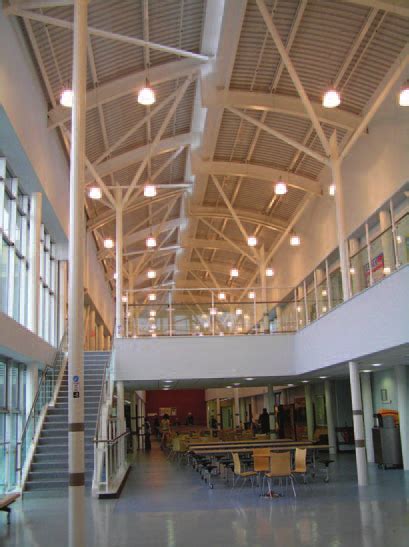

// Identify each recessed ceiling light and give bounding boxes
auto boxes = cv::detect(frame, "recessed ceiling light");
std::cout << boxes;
[233,382,240,386]
[362,369,371,373]
[319,376,327,379]
[372,364,382,367]
[301,380,309,383]
[245,377,254,381]
[226,385,232,389]
[288,383,294,387]
[164,380,173,383]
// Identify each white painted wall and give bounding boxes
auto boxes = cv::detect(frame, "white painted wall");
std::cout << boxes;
[114,334,295,381]
[271,75,409,293]
[114,265,409,380]
[0,311,56,365]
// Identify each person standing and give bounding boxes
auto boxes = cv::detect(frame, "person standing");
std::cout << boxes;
[144,418,152,451]
[160,413,171,450]
[185,412,194,426]
[258,408,270,434]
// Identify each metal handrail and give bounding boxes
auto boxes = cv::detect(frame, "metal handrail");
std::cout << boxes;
[17,331,67,478]
[93,351,111,443]
[93,431,129,445]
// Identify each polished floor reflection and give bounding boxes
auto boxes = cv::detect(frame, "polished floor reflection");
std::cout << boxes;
[1,444,409,546]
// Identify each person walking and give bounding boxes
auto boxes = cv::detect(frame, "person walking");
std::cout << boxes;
[258,408,271,434]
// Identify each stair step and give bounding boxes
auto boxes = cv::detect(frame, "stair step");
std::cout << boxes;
[25,479,92,491]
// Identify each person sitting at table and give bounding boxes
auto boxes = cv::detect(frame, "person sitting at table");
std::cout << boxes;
[258,408,270,434]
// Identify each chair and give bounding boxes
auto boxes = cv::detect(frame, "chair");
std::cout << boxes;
[264,451,296,497]
[293,448,307,484]
[231,452,257,489]
[253,448,270,488]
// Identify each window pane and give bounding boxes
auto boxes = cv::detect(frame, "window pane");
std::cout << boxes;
[8,365,19,410]
[3,193,11,238]
[13,255,21,321]
[396,213,409,267]
[0,241,9,313]
[15,211,23,251]
[0,362,6,408]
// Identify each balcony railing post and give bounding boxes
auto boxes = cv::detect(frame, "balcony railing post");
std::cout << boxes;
[303,280,309,325]
[294,289,298,331]
[253,292,258,335]
[389,199,400,269]
[365,222,373,286]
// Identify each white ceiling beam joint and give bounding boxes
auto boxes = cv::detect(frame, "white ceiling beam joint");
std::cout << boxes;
[256,0,331,157]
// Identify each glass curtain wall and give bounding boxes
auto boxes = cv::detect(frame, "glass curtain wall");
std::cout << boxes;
[0,357,27,494]
[0,164,59,346]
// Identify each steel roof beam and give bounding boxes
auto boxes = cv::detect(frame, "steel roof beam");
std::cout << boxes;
[190,206,287,233]
[192,155,322,196]
[339,0,409,18]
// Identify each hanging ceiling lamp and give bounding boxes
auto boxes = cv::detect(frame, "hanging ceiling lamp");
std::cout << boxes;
[290,233,301,246]
[218,292,226,301]
[329,183,336,196]
[60,88,73,108]
[265,267,274,277]
[137,79,156,106]
[230,268,239,278]
[247,235,257,247]
[248,291,255,299]
[322,87,341,109]
[146,236,157,248]
[147,269,156,279]
[104,238,114,249]
[148,293,156,301]
[144,184,157,198]
[88,186,102,200]
[121,295,128,303]
[399,81,409,106]
[274,179,287,195]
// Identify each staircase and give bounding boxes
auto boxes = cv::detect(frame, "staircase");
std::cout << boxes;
[25,351,110,491]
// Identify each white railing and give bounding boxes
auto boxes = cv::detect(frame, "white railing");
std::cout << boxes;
[92,348,129,497]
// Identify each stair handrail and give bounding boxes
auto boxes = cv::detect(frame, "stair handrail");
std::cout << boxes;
[17,331,68,488]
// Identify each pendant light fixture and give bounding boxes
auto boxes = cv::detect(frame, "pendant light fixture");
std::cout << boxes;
[138,79,156,106]
[148,293,156,301]
[329,183,336,196]
[147,269,156,279]
[274,179,287,195]
[248,291,255,299]
[265,267,274,277]
[218,292,226,301]
[88,186,102,200]
[399,81,409,106]
[247,235,257,247]
[322,87,341,108]
[230,268,239,278]
[60,88,73,108]
[290,233,301,246]
[146,236,156,248]
[104,238,114,249]
[144,184,157,198]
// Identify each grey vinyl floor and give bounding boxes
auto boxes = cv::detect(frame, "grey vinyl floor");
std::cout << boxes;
[1,442,409,547]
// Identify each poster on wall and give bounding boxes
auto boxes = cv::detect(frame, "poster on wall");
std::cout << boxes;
[159,407,177,416]
[364,252,384,284]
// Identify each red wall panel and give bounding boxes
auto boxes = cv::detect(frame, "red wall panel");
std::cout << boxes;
[145,389,207,425]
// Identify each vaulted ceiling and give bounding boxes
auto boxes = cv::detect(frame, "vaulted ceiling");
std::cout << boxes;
[7,0,409,299]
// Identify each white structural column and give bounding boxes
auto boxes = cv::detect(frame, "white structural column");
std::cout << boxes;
[27,192,42,334]
[67,2,88,546]
[324,380,336,455]
[305,384,314,441]
[233,388,240,428]
[115,197,123,337]
[58,261,68,343]
[360,372,375,463]
[264,385,275,432]
[330,132,351,301]
[89,309,96,350]
[131,391,137,455]
[216,397,221,430]
[395,365,409,470]
[349,361,368,486]
[25,364,39,418]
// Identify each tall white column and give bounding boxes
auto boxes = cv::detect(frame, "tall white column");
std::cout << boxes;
[89,309,96,351]
[58,261,68,343]
[233,388,240,428]
[330,131,351,301]
[251,396,257,422]
[324,380,336,455]
[68,2,88,546]
[116,381,125,434]
[27,192,42,334]
[25,364,39,418]
[131,391,137,455]
[360,372,375,463]
[115,199,123,338]
[305,384,314,441]
[395,365,409,470]
[259,246,269,333]
[216,398,221,430]
[349,361,368,486]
